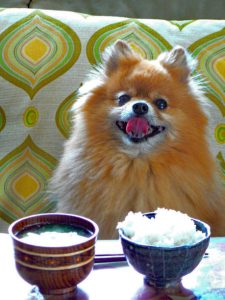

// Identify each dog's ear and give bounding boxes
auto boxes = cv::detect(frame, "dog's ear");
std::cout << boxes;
[102,40,138,76]
[157,46,196,82]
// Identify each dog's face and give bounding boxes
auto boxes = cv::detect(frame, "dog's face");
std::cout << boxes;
[108,59,171,153]
[77,41,207,156]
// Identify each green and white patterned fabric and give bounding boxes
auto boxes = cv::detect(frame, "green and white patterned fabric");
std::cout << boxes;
[0,8,224,225]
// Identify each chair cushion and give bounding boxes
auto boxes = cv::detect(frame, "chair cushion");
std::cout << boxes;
[0,8,224,223]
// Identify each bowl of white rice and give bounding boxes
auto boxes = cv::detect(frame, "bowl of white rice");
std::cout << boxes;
[117,208,210,288]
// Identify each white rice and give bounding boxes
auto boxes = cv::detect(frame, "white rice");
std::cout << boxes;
[20,231,87,247]
[117,208,206,247]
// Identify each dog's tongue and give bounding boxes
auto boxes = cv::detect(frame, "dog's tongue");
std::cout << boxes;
[126,117,149,137]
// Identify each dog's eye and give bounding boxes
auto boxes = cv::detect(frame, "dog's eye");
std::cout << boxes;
[118,94,131,106]
[153,98,168,110]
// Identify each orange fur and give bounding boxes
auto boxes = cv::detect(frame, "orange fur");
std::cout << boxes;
[50,41,225,239]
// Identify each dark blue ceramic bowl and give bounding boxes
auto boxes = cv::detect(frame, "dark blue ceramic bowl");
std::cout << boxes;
[118,212,210,288]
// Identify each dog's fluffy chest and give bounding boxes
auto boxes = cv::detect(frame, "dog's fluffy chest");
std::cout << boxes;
[78,154,164,211]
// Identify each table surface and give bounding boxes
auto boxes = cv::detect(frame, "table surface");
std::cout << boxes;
[1,234,225,300]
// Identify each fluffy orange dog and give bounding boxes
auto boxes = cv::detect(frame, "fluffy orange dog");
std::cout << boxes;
[51,40,225,238]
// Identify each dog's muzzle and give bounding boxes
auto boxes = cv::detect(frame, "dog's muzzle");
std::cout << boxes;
[116,102,166,143]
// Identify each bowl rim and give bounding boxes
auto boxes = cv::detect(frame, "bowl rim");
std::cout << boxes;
[8,212,99,249]
[118,212,211,250]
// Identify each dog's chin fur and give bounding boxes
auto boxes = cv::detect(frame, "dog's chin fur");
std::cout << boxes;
[50,41,225,239]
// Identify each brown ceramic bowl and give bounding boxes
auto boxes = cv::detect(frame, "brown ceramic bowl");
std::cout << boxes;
[8,213,99,295]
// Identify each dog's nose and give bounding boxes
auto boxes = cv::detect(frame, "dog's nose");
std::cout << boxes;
[132,102,149,115]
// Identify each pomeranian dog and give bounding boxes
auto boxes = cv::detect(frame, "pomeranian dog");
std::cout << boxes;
[51,40,225,239]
